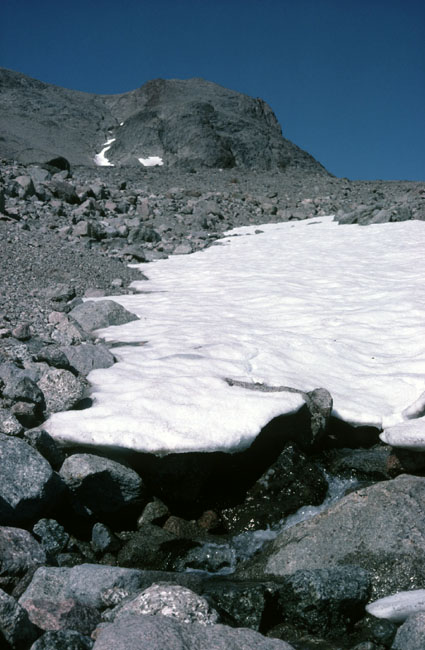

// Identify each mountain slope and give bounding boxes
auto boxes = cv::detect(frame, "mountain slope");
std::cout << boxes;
[0,68,328,173]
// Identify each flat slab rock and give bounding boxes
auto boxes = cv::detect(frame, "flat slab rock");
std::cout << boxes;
[92,614,295,650]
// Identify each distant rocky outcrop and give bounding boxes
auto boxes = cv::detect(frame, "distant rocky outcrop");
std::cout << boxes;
[0,68,328,173]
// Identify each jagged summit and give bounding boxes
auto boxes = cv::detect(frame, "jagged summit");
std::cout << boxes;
[0,68,328,173]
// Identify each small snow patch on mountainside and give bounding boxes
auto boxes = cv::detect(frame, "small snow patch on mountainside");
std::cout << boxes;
[94,138,116,166]
[138,156,164,167]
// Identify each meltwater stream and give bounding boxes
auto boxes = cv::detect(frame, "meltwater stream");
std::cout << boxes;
[183,474,360,576]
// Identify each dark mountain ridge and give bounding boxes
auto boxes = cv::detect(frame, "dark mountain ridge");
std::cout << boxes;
[0,68,328,173]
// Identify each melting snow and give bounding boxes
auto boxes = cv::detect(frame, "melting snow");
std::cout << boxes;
[44,217,425,454]
[138,156,164,167]
[94,138,116,166]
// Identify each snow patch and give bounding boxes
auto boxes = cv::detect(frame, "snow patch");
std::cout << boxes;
[44,217,425,455]
[138,156,163,167]
[366,589,425,623]
[94,138,116,167]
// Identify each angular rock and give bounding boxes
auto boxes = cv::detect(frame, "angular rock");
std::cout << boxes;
[204,579,273,631]
[117,524,198,571]
[238,475,425,600]
[32,519,70,557]
[15,175,36,199]
[91,615,295,649]
[110,583,219,625]
[274,566,371,635]
[0,435,63,526]
[91,523,121,555]
[23,429,65,470]
[0,407,24,435]
[35,346,71,371]
[61,343,115,376]
[46,180,79,204]
[37,367,86,414]
[68,300,138,332]
[391,612,425,650]
[0,588,39,648]
[30,629,94,650]
[59,454,145,519]
[220,443,327,534]
[19,567,101,634]
[66,564,147,610]
[0,527,46,583]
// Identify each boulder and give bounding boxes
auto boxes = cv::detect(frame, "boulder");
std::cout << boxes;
[117,524,198,571]
[46,180,79,204]
[0,588,39,649]
[220,443,327,534]
[38,367,87,414]
[18,567,101,634]
[238,475,425,600]
[59,454,145,520]
[32,519,70,557]
[391,612,425,650]
[30,629,93,650]
[109,583,219,625]
[67,564,147,610]
[61,343,115,376]
[0,407,24,436]
[68,300,138,332]
[23,429,65,470]
[0,527,46,589]
[91,615,295,650]
[0,435,63,526]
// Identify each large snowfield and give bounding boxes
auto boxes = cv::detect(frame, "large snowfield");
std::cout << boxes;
[45,216,425,454]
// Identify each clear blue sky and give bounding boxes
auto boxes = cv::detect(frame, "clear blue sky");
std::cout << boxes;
[2,0,424,180]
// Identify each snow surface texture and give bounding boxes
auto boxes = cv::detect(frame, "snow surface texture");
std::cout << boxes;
[45,217,425,454]
[93,138,115,166]
[366,589,425,623]
[138,156,164,167]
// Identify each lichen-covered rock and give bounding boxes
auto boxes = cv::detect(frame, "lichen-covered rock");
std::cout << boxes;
[38,367,87,414]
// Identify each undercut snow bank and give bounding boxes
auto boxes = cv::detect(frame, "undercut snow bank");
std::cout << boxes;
[44,217,425,454]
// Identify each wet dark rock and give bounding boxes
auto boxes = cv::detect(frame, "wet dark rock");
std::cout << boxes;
[32,519,70,558]
[325,445,403,480]
[30,629,94,650]
[220,443,327,534]
[117,523,199,571]
[272,566,371,636]
[0,587,40,649]
[0,435,63,526]
[204,579,275,631]
[59,453,146,521]
[68,300,138,332]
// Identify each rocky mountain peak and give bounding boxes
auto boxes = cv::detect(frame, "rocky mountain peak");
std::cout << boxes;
[0,68,328,173]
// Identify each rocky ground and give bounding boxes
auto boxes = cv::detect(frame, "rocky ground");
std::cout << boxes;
[1,157,425,650]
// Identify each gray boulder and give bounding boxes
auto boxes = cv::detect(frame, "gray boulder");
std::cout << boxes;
[92,615,295,650]
[67,564,148,610]
[391,612,425,650]
[0,588,39,648]
[239,475,425,600]
[59,454,145,519]
[18,567,101,634]
[23,429,65,470]
[0,435,63,526]
[37,367,87,414]
[45,180,79,204]
[15,175,36,199]
[32,519,70,557]
[68,300,138,332]
[0,407,23,436]
[0,527,46,588]
[30,629,93,650]
[61,343,115,376]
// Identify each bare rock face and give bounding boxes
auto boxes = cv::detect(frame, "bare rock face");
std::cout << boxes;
[0,68,328,174]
